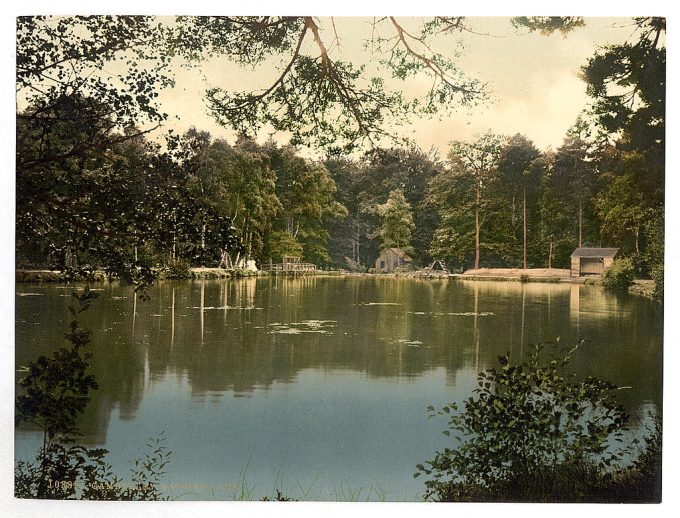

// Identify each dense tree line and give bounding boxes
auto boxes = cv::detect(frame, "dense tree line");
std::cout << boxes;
[322,115,662,283]
[324,147,441,269]
[17,98,664,286]
[16,113,347,275]
[16,16,664,293]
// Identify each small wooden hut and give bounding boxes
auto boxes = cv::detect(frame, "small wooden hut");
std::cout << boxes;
[375,248,412,273]
[570,247,619,277]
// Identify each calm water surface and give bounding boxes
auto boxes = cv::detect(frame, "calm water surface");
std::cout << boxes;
[15,276,663,500]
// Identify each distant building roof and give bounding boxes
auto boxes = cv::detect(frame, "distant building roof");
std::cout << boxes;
[383,247,412,260]
[570,247,619,258]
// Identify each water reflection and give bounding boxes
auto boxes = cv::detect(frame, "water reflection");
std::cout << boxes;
[473,282,480,374]
[171,287,175,350]
[520,283,526,357]
[570,284,580,330]
[15,278,662,449]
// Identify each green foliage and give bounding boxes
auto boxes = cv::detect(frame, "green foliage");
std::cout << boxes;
[164,259,192,280]
[362,148,442,264]
[596,150,648,258]
[266,230,304,261]
[581,18,665,160]
[497,134,542,267]
[16,289,100,440]
[650,264,663,302]
[342,256,368,273]
[428,133,508,269]
[418,343,634,501]
[427,163,476,267]
[601,258,635,290]
[15,18,185,292]
[186,134,281,263]
[511,17,585,36]
[15,99,241,292]
[324,148,442,268]
[378,189,415,254]
[552,121,601,246]
[624,416,662,501]
[15,434,171,500]
[581,18,664,294]
[266,144,347,264]
[175,16,485,152]
[17,16,173,139]
[642,209,664,301]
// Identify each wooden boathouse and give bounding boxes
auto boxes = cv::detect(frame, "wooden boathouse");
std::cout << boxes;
[570,247,619,277]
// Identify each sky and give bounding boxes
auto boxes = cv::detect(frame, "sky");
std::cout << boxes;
[152,16,634,156]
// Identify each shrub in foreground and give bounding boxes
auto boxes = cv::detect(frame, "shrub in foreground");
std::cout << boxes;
[417,342,661,502]
[15,435,171,500]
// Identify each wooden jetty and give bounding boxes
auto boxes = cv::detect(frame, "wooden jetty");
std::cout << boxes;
[265,256,318,274]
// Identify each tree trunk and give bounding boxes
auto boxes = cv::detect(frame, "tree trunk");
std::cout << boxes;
[37,430,48,498]
[578,201,583,248]
[523,188,527,270]
[171,213,177,261]
[548,239,553,269]
[355,222,361,264]
[475,181,480,270]
[512,192,516,237]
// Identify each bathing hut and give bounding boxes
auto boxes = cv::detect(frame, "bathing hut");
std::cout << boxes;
[375,248,412,273]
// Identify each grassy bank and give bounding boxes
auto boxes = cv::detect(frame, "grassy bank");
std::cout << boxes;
[451,268,658,298]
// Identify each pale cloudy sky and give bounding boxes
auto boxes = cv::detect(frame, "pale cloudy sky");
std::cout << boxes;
[153,16,634,155]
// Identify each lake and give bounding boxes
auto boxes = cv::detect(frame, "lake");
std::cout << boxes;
[14,276,663,501]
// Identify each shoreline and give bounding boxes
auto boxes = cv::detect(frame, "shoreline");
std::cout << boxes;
[14,267,342,282]
[15,268,657,299]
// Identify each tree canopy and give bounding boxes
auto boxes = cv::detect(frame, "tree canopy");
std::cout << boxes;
[172,16,486,152]
[15,15,665,297]
[378,189,415,254]
[17,16,173,170]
